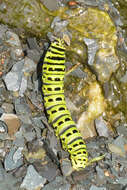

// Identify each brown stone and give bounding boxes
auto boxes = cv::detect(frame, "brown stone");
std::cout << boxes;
[0,113,21,136]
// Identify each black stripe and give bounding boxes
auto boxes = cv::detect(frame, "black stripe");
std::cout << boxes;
[43,73,65,76]
[51,45,65,52]
[50,49,65,55]
[44,62,65,66]
[52,114,70,124]
[67,136,82,145]
[45,103,66,111]
[59,125,76,136]
[74,147,87,153]
[46,56,65,61]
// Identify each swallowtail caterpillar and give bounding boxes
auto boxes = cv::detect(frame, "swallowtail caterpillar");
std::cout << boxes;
[42,38,105,171]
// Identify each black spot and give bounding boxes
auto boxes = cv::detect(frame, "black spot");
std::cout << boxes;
[56,97,62,101]
[55,78,60,81]
[66,133,71,137]
[48,99,53,102]
[59,107,65,111]
[73,130,78,133]
[58,121,63,125]
[55,87,61,91]
[73,144,78,147]
[65,118,71,122]
[47,88,52,91]
[52,110,57,114]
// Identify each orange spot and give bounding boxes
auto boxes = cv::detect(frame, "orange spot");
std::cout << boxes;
[45,17,50,22]
[68,1,77,6]
[1,58,4,64]
[0,71,3,75]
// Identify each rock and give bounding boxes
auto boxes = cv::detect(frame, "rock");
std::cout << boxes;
[60,159,73,176]
[0,161,19,190]
[42,176,71,190]
[4,59,24,92]
[108,136,126,157]
[1,103,14,113]
[20,165,46,190]
[6,31,22,47]
[96,166,107,185]
[84,37,99,66]
[0,113,21,136]
[95,117,110,137]
[90,185,106,190]
[4,146,23,171]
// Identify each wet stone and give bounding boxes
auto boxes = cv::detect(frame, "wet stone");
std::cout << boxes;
[0,120,8,133]
[42,176,71,190]
[20,165,47,190]
[0,24,7,39]
[23,56,36,74]
[0,113,21,136]
[0,161,19,190]
[84,37,99,66]
[27,37,40,51]
[4,59,24,91]
[27,48,41,63]
[1,102,14,113]
[96,166,107,185]
[5,31,21,47]
[108,135,126,157]
[10,47,24,61]
[72,184,87,190]
[95,117,109,137]
[60,159,73,176]
[90,185,107,190]
[35,161,59,182]
[13,136,25,147]
[0,120,8,140]
[14,97,31,115]
[4,146,23,171]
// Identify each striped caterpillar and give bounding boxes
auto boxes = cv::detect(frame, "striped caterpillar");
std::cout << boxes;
[42,38,104,171]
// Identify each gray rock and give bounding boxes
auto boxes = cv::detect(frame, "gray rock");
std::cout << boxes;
[0,24,8,39]
[14,97,31,115]
[10,47,24,61]
[43,176,71,190]
[60,159,73,176]
[96,166,107,185]
[113,135,126,156]
[5,31,21,47]
[23,56,36,74]
[4,59,24,92]
[13,136,25,147]
[27,49,41,62]
[90,185,106,190]
[0,120,8,140]
[116,177,127,186]
[84,37,99,66]
[0,161,19,190]
[1,103,14,113]
[4,146,23,171]
[95,117,109,137]
[72,184,87,190]
[20,165,46,190]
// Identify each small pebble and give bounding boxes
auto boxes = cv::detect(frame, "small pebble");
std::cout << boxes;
[4,146,23,171]
[20,165,46,190]
[90,185,107,190]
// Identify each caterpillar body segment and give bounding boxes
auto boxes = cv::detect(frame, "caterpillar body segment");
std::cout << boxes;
[42,38,104,171]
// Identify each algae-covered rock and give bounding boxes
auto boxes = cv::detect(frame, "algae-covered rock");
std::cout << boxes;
[0,0,53,37]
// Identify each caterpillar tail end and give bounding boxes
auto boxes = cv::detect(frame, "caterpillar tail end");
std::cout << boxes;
[86,154,106,167]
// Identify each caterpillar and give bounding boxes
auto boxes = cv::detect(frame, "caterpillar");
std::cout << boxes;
[42,38,105,171]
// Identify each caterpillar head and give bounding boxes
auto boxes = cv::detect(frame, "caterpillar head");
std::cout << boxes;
[52,38,65,48]
[71,153,88,171]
